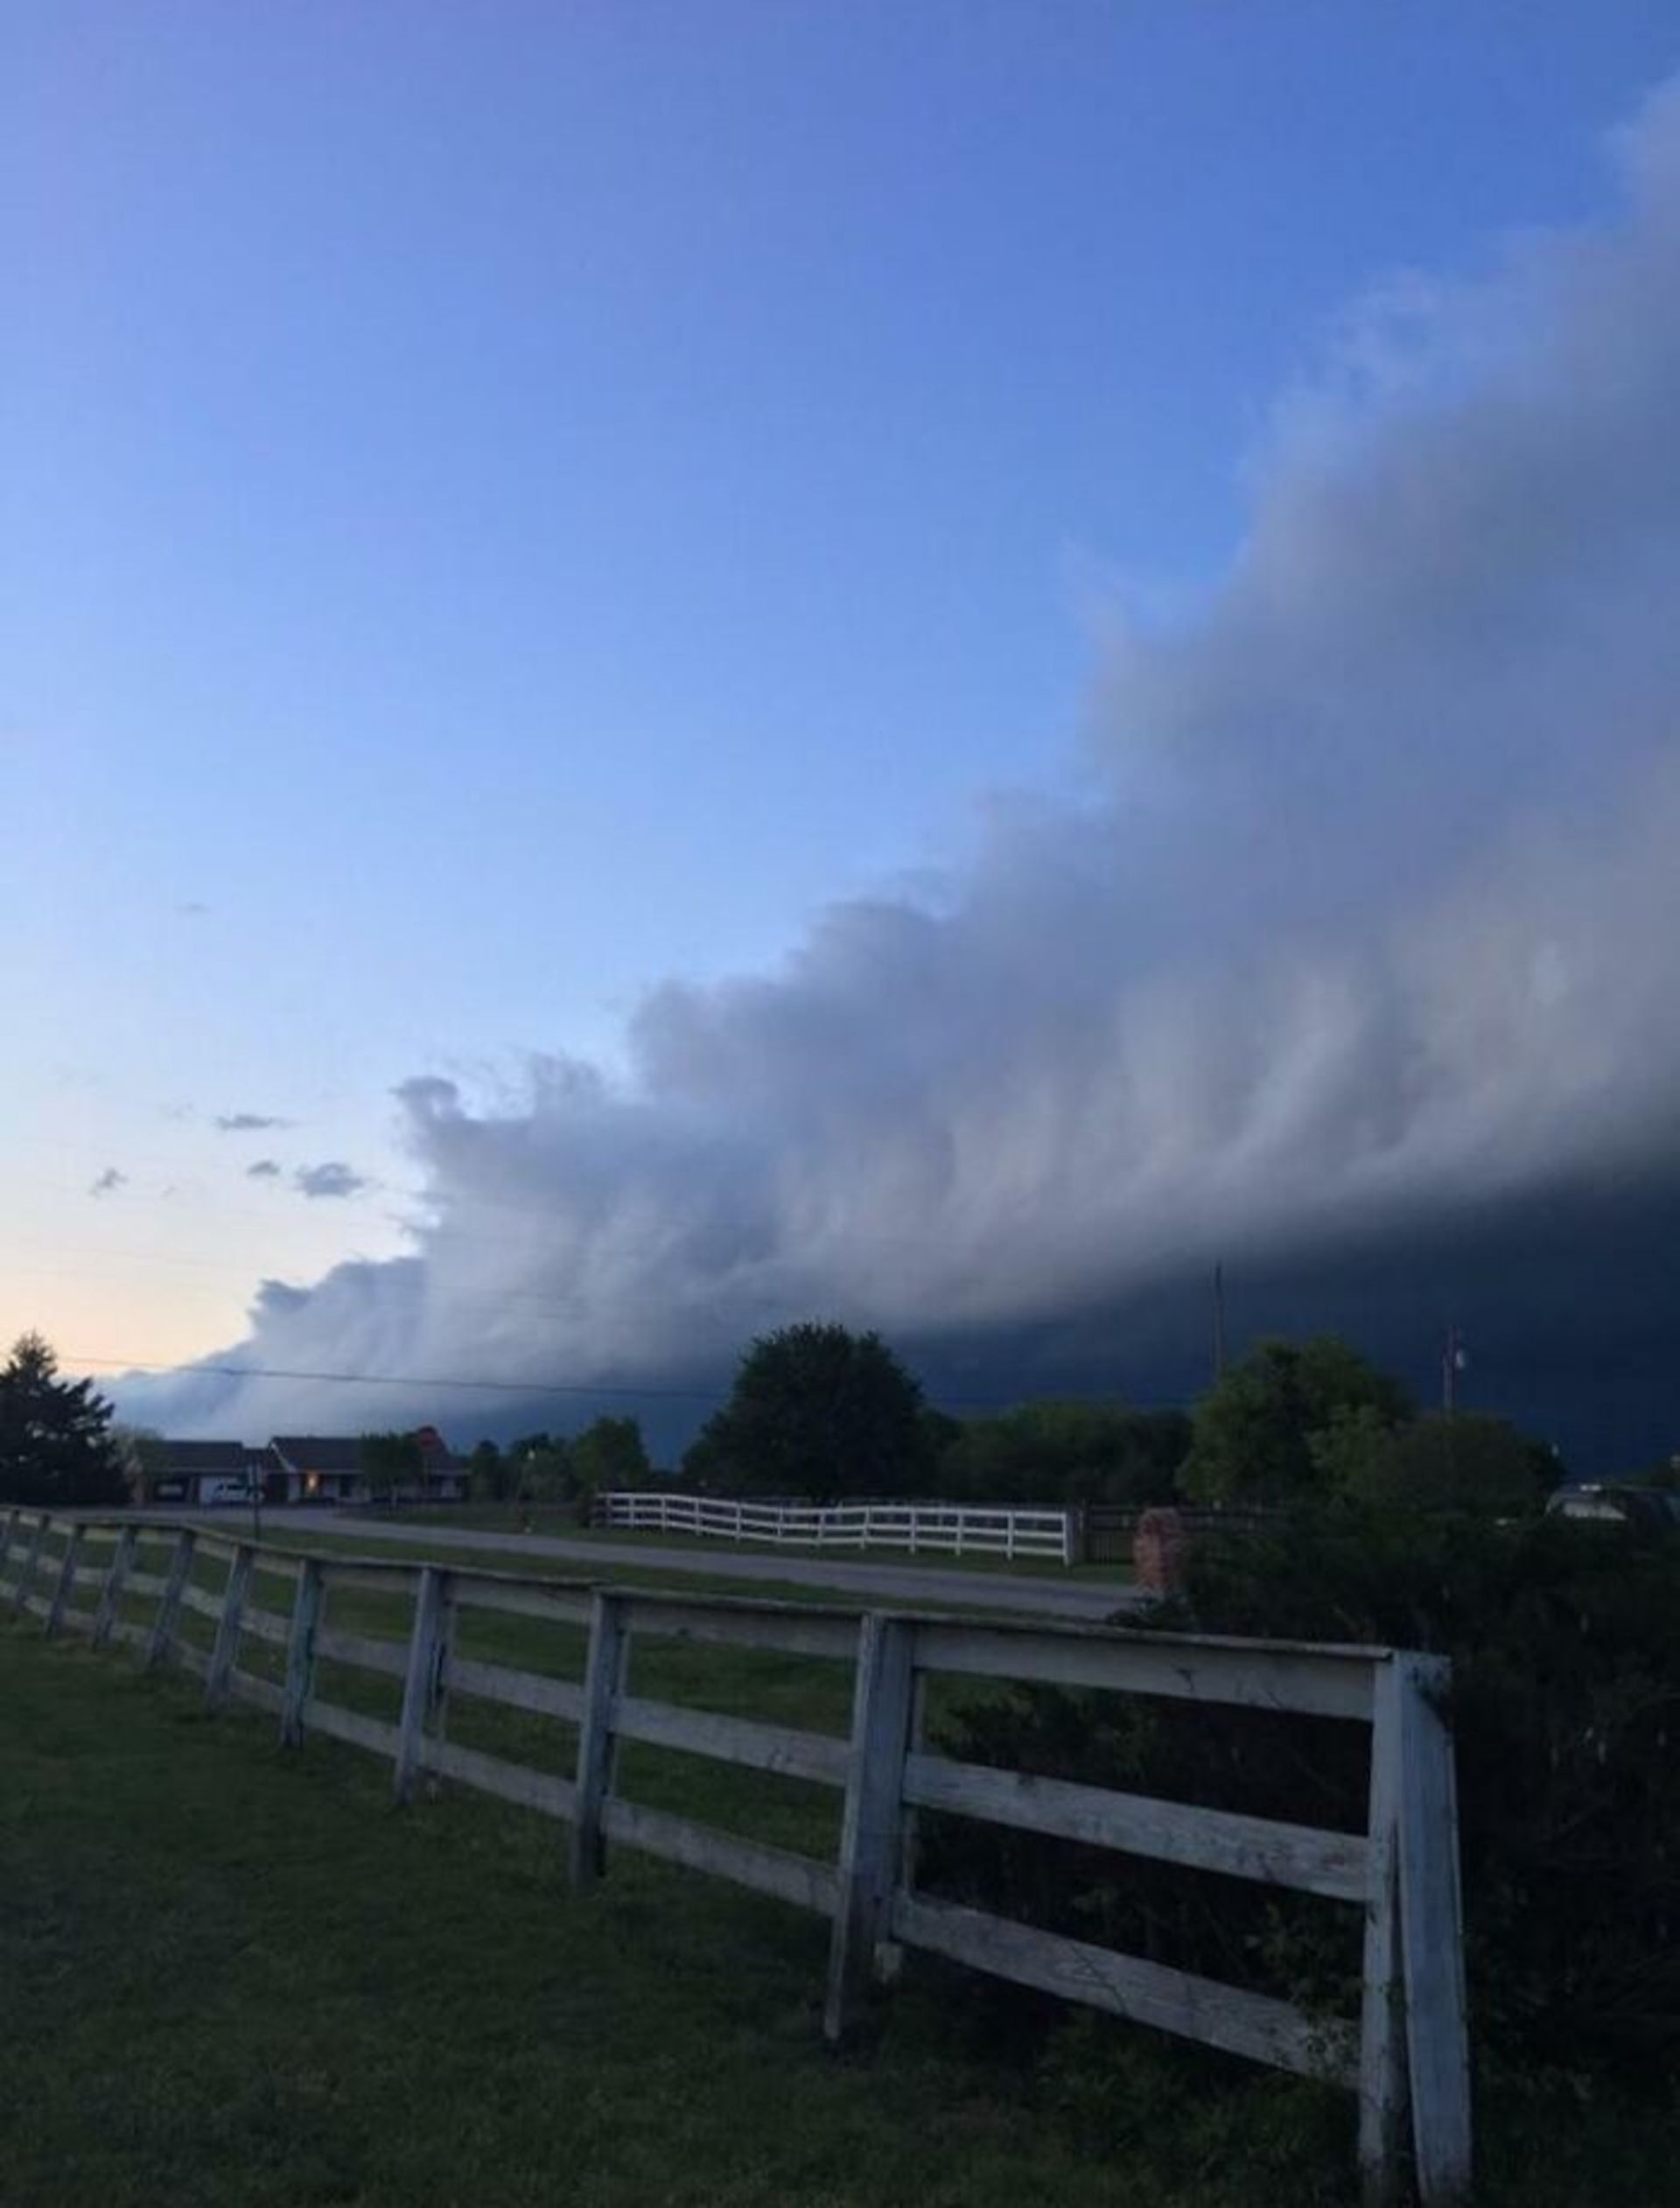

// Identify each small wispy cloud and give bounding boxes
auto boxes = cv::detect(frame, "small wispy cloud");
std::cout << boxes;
[176,901,210,918]
[246,1159,283,1181]
[215,1112,289,1133]
[295,1161,368,1200]
[88,1167,126,1198]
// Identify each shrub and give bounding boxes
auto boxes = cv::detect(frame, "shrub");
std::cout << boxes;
[924,1504,1680,2087]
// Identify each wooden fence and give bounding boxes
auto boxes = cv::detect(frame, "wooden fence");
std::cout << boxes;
[598,1490,1076,1563]
[0,1506,1470,2204]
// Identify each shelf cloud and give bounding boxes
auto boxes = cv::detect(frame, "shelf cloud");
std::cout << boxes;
[122,81,1680,1463]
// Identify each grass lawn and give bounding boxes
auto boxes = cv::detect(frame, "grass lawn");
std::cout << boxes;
[6,1553,1674,2206]
[0,1624,1299,2208]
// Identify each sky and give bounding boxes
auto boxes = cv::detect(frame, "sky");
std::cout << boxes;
[5,4,1680,1467]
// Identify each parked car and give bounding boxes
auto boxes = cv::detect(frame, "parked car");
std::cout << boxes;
[1546,1483,1680,1535]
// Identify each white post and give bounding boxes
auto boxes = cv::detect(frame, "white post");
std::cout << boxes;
[205,1543,256,1707]
[823,1612,916,2041]
[280,1556,324,1746]
[1396,1656,1473,2207]
[570,1589,629,1889]
[10,1515,46,1616]
[146,1529,197,1670]
[394,1567,449,1803]
[1359,1657,1410,2205]
[45,1523,87,1637]
[93,1525,136,1647]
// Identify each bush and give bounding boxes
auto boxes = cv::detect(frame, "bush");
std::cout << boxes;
[924,1504,1680,2088]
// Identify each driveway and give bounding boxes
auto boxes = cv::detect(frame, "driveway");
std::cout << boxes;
[143,1508,1138,1622]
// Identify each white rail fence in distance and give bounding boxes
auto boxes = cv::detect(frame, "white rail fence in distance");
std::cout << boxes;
[598,1490,1076,1564]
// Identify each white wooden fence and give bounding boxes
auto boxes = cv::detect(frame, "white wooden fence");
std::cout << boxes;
[0,1506,1470,2205]
[599,1490,1077,1565]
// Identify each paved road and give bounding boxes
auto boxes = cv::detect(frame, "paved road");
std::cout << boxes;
[154,1508,1138,1621]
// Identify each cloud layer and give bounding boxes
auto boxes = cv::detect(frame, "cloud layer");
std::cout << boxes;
[123,82,1680,1459]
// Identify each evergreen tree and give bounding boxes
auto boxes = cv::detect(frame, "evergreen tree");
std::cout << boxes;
[0,1334,129,1508]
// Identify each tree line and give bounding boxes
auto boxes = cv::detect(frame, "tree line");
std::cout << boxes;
[6,1317,1664,1519]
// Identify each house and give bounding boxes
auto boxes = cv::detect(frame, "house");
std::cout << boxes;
[149,1440,270,1507]
[150,1432,468,1507]
[269,1433,467,1505]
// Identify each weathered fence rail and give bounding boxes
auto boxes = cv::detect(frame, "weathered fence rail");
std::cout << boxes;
[0,1506,1470,2204]
[598,1490,1076,1563]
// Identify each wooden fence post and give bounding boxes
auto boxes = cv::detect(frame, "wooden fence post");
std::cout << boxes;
[0,1507,17,1578]
[570,1589,629,1889]
[424,1579,457,1799]
[146,1529,197,1670]
[1396,1655,1473,2207]
[823,1611,916,2042]
[875,1666,928,1988]
[1359,1656,1410,2206]
[10,1515,46,1616]
[394,1567,450,1804]
[205,1544,255,1707]
[45,1523,87,1637]
[1359,1653,1473,2208]
[280,1556,324,1746]
[93,1525,136,1648]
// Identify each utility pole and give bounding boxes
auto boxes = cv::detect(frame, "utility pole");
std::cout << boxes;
[1213,1262,1228,1385]
[1441,1325,1464,1415]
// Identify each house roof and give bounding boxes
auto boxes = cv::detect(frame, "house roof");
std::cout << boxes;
[270,1436,366,1473]
[269,1434,463,1475]
[160,1440,254,1472]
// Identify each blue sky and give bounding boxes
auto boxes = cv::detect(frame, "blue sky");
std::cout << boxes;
[5,4,1680,1439]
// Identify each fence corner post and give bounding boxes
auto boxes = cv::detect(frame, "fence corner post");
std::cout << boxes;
[280,1555,324,1745]
[1359,1655,1410,2206]
[823,1610,916,2043]
[1396,1654,1473,2208]
[570,1588,628,1889]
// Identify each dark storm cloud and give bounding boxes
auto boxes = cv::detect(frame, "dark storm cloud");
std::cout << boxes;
[118,81,1680,1461]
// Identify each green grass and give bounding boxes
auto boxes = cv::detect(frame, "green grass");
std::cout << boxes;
[0,1626,1257,2208]
[4,1609,1676,2205]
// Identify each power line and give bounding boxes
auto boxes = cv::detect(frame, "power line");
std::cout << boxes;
[66,1355,728,1401]
[62,1349,1193,1416]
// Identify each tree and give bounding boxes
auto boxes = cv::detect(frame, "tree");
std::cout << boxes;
[1180,1335,1413,1505]
[108,1423,168,1504]
[467,1438,508,1502]
[684,1322,932,1500]
[359,1429,423,1503]
[936,1400,1189,1505]
[1344,1411,1557,1517]
[570,1415,650,1492]
[508,1433,573,1503]
[0,1334,128,1508]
